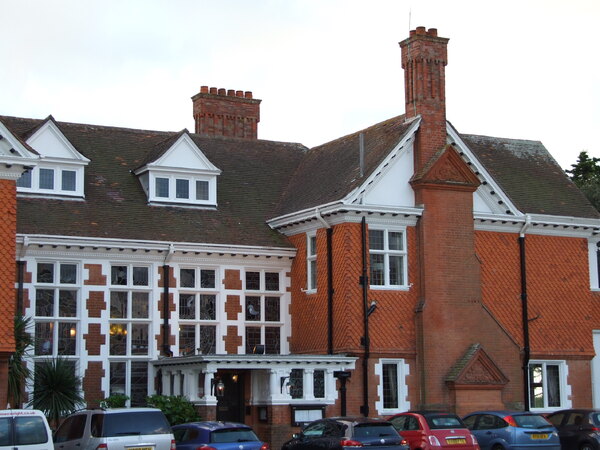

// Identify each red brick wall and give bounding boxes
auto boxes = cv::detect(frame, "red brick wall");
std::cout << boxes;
[83,361,105,407]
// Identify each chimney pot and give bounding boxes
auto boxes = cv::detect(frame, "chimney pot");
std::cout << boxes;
[209,87,218,94]
[200,86,209,93]
[235,90,243,97]
[244,91,253,99]
[416,26,426,35]
[227,89,235,96]
[218,88,226,96]
[427,28,438,37]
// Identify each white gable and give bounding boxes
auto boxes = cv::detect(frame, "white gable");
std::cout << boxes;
[26,120,89,163]
[150,133,220,175]
[0,122,39,180]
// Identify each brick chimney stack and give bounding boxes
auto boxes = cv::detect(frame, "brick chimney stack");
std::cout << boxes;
[399,27,449,172]
[192,86,261,139]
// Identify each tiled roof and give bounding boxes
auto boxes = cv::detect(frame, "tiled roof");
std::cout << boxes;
[2,116,306,248]
[275,115,417,216]
[461,134,600,219]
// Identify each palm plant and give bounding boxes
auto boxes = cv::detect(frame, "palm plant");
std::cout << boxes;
[28,356,85,428]
[7,315,33,408]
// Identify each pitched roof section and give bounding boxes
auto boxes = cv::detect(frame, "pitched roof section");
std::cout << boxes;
[461,134,600,219]
[275,115,417,216]
[2,116,306,248]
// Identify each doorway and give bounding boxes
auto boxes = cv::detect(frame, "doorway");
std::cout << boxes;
[216,371,245,423]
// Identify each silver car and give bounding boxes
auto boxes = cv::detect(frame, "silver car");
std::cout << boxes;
[53,408,175,450]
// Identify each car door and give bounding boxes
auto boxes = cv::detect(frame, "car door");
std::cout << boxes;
[561,411,587,449]
[389,414,421,450]
[464,414,500,450]
[54,413,88,450]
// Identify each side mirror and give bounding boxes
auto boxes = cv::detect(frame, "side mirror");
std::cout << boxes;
[292,433,302,439]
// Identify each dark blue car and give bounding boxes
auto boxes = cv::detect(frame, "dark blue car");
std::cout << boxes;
[462,411,560,450]
[172,421,269,450]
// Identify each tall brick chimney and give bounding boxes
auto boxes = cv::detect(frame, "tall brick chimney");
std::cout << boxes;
[192,86,261,139]
[399,27,448,172]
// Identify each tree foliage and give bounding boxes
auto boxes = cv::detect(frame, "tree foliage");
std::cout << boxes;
[7,315,33,408]
[566,151,600,211]
[146,395,200,426]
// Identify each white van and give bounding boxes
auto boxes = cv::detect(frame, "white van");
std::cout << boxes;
[0,409,53,450]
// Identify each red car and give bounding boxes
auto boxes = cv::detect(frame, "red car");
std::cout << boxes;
[389,411,480,450]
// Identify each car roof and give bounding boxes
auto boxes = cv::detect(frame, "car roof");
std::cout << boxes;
[464,411,541,416]
[548,409,600,414]
[173,421,252,431]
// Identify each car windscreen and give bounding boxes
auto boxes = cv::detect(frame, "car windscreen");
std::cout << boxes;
[91,411,171,437]
[353,424,399,438]
[0,416,49,446]
[424,415,466,429]
[210,428,259,443]
[513,414,553,428]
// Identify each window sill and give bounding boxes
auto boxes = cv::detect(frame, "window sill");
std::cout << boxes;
[370,285,410,291]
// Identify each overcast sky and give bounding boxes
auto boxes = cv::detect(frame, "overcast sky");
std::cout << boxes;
[2,0,599,169]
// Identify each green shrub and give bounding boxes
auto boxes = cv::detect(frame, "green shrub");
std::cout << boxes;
[100,393,130,408]
[146,395,200,425]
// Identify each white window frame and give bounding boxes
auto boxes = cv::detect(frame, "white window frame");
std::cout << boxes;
[307,233,317,292]
[244,269,283,354]
[528,360,571,411]
[369,227,408,289]
[16,162,85,198]
[148,171,216,206]
[588,240,600,291]
[375,358,410,415]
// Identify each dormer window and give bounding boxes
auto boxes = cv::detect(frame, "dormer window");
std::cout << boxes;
[134,131,221,208]
[17,165,83,196]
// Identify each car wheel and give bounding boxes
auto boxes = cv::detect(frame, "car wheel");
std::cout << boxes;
[491,445,504,450]
[579,443,594,450]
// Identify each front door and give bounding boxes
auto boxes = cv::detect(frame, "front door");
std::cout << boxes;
[216,372,245,423]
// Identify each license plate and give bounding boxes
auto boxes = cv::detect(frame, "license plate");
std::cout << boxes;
[531,434,548,439]
[446,438,467,444]
[128,447,153,450]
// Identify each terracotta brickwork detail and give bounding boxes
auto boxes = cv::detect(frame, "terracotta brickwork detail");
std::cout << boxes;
[84,323,104,355]
[84,264,106,285]
[86,291,106,318]
[225,295,241,320]
[224,325,242,354]
[158,265,177,288]
[83,361,105,407]
[223,269,242,290]
[0,180,16,358]
[155,323,176,357]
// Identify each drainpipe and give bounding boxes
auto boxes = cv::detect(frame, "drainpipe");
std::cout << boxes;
[162,244,175,356]
[316,209,334,355]
[519,215,531,410]
[360,216,370,416]
[17,236,30,315]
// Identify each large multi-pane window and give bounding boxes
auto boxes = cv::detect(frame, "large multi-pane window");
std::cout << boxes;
[16,165,82,197]
[307,234,317,291]
[178,268,218,355]
[151,174,214,205]
[33,262,78,356]
[529,361,565,409]
[109,265,151,356]
[369,229,407,288]
[244,270,282,354]
[109,360,148,407]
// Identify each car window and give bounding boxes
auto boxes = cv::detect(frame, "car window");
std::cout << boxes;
[55,414,86,442]
[389,416,407,431]
[323,422,343,437]
[303,421,327,437]
[513,414,552,428]
[566,413,586,426]
[546,413,565,427]
[353,424,398,438]
[591,413,600,426]
[462,415,476,429]
[94,411,171,437]
[477,414,502,430]
[407,416,420,431]
[14,416,49,445]
[0,418,12,446]
[173,428,188,443]
[211,428,259,443]
[425,414,464,429]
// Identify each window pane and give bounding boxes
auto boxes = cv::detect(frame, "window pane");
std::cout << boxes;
[179,325,195,355]
[59,290,77,317]
[369,230,384,250]
[109,324,127,355]
[58,322,76,355]
[36,289,54,316]
[309,260,317,290]
[245,327,261,354]
[35,322,53,355]
[196,180,209,200]
[383,363,399,408]
[62,170,76,191]
[133,267,148,286]
[180,269,195,288]
[265,272,279,291]
[389,255,403,286]
[155,177,169,197]
[60,264,77,284]
[132,292,149,318]
[199,326,216,354]
[179,294,195,319]
[265,297,280,322]
[176,179,189,199]
[111,266,127,285]
[37,263,54,283]
[290,369,304,399]
[201,269,215,288]
[309,236,317,256]
[130,361,148,407]
[370,254,385,285]
[547,365,561,407]
[39,168,54,189]
[110,361,126,396]
[389,232,403,251]
[314,370,325,398]
[110,292,127,318]
[16,170,32,188]
[529,364,544,408]
[265,327,280,354]
[246,297,261,321]
[246,272,260,290]
[200,294,216,320]
[131,324,148,355]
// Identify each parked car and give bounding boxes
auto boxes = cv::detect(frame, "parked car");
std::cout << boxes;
[546,408,600,450]
[388,411,479,449]
[0,409,53,450]
[172,421,268,450]
[53,407,175,450]
[281,417,409,450]
[462,411,560,450]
